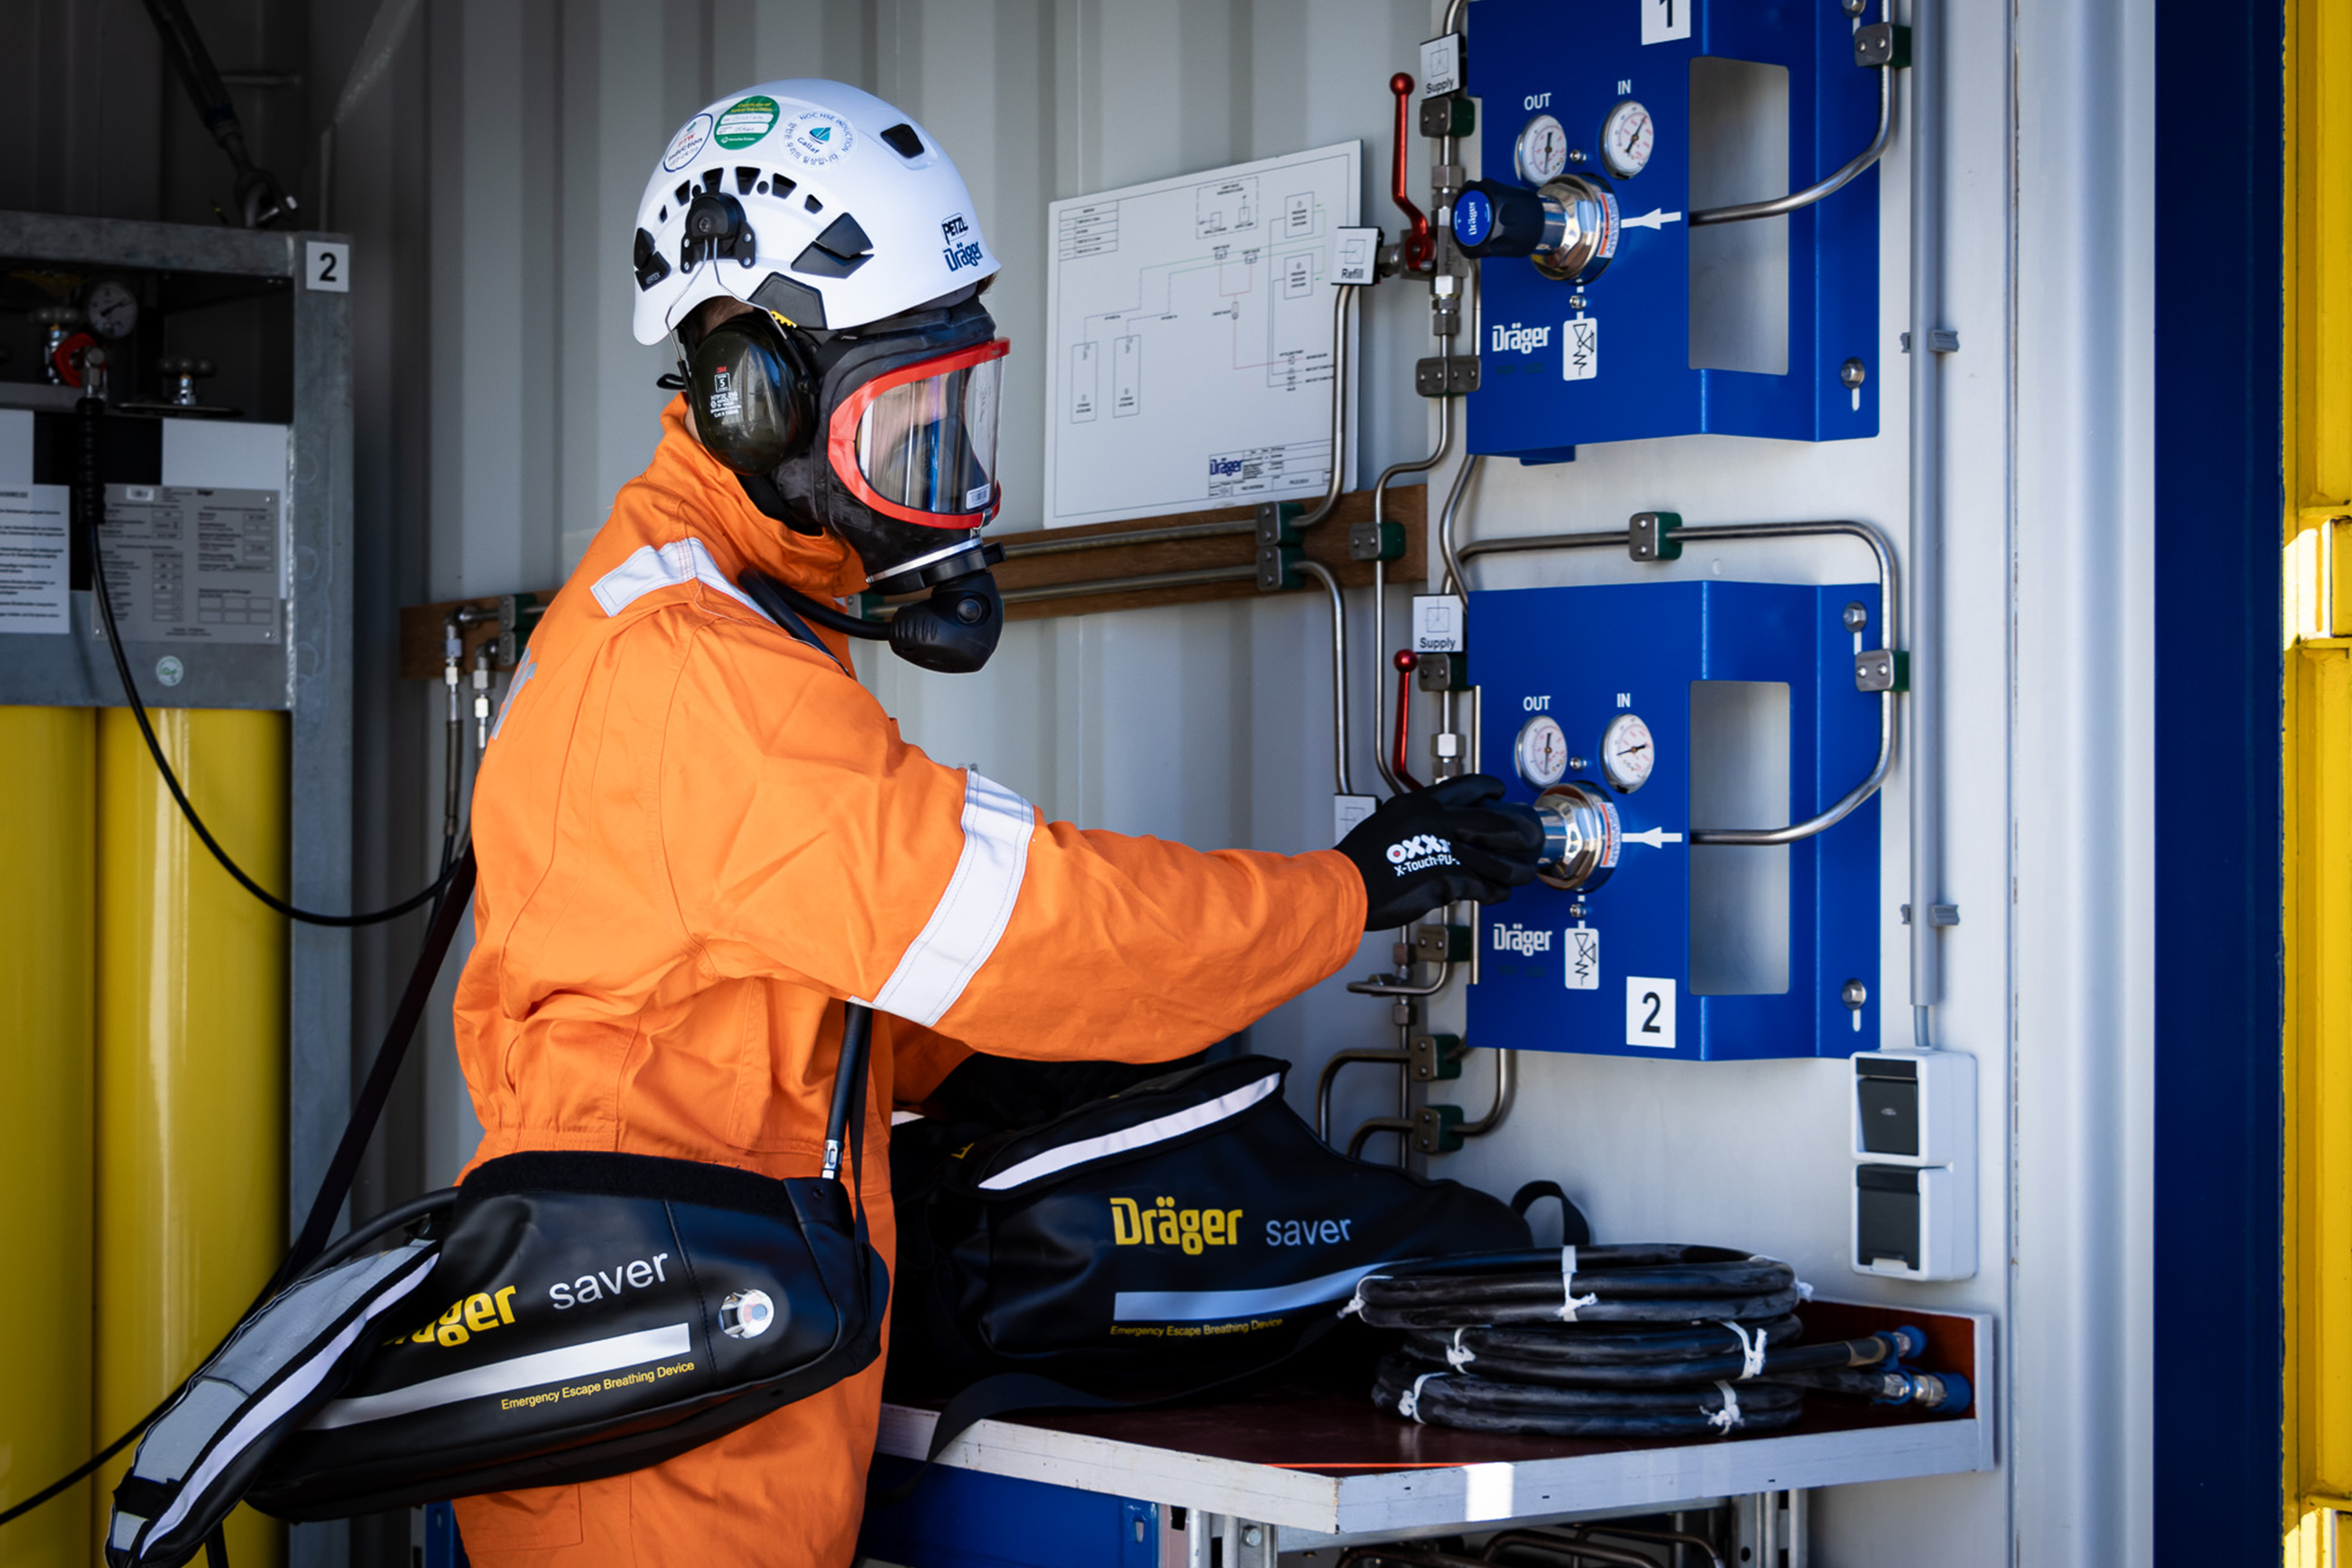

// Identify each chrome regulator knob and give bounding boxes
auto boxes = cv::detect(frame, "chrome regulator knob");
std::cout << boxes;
[1530,781,1621,893]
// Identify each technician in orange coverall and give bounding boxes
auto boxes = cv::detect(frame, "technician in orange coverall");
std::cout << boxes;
[448,78,1542,1566]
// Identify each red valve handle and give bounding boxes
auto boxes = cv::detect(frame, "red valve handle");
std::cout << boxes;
[1392,648,1426,792]
[1390,73,1434,273]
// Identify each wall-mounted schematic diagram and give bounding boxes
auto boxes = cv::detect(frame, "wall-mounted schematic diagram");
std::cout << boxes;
[1044,142,1361,528]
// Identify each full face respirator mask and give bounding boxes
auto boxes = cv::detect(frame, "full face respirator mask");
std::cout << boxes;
[681,292,1008,674]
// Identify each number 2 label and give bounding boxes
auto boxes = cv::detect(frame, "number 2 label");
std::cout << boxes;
[305,241,350,293]
[1641,0,1691,45]
[1625,975,1677,1049]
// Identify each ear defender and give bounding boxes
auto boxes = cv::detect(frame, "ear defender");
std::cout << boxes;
[685,311,815,474]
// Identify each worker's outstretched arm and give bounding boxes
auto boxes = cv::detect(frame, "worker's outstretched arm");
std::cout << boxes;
[662,621,1364,1060]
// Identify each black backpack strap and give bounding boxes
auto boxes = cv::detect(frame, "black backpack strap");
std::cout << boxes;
[870,1312,1347,1503]
[1509,1180,1592,1245]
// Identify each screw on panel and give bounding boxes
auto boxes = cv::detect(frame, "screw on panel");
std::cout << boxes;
[1843,601,1871,632]
[1842,979,1868,1010]
[1628,511,1683,563]
[1840,358,1868,390]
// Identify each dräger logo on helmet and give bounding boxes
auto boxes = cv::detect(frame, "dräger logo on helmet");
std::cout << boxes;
[940,214,984,271]
[1491,923,1552,956]
[1385,833,1457,874]
[1490,321,1552,354]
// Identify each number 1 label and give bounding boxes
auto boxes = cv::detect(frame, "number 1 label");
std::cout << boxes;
[1641,0,1691,45]
[1625,976,1677,1049]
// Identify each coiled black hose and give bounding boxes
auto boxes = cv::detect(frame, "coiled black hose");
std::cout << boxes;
[1372,1356,1805,1439]
[1356,1246,1970,1438]
[1348,1246,1800,1328]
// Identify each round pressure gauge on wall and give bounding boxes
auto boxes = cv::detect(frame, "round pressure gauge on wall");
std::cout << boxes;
[1599,712,1655,793]
[1599,100,1655,179]
[1515,713,1570,789]
[1514,113,1570,185]
[84,279,139,340]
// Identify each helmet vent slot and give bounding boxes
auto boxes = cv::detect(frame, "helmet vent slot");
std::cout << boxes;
[770,175,797,201]
[804,193,824,214]
[879,122,925,158]
[736,166,760,194]
[674,181,692,207]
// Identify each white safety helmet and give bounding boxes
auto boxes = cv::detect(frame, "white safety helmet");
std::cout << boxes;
[630,79,1000,341]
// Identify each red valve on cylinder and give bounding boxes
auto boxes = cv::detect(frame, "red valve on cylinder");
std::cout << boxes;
[1392,648,1426,792]
[1389,73,1434,273]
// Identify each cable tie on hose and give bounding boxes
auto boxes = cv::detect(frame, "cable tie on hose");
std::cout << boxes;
[1446,1327,1476,1370]
[1707,1379,1743,1433]
[1719,1319,1766,1381]
[1341,1273,1389,1319]
[1795,1278,1816,1301]
[1556,1244,1598,1322]
[1398,1371,1438,1424]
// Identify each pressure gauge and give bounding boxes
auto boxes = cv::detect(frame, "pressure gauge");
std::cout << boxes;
[1599,712,1655,793]
[84,280,139,340]
[1514,713,1570,789]
[1514,113,1570,185]
[1599,100,1655,179]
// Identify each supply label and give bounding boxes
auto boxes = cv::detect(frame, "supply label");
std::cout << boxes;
[1411,593,1465,652]
[90,485,284,644]
[0,485,70,633]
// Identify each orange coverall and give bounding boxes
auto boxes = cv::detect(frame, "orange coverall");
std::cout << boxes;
[448,398,1367,1566]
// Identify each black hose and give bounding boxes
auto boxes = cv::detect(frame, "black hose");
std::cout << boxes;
[1350,1245,1798,1328]
[1399,1322,1922,1390]
[136,0,294,227]
[1371,1356,1804,1439]
[78,398,459,926]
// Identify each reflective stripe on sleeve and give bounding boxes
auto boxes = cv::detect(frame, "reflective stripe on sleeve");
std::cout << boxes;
[869,771,1035,1027]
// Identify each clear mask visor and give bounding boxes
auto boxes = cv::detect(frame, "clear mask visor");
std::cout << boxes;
[832,339,1009,525]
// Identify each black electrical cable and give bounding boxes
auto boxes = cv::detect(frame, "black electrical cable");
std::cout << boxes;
[75,398,457,926]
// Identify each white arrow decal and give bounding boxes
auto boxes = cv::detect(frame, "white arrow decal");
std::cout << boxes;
[1621,209,1683,231]
[1624,826,1685,848]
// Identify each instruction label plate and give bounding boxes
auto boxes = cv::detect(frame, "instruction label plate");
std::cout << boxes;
[0,485,70,633]
[91,485,284,644]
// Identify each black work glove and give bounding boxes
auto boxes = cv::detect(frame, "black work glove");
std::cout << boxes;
[1335,775,1544,931]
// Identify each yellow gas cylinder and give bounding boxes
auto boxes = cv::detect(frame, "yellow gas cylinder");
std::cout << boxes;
[93,708,287,1568]
[0,707,96,1567]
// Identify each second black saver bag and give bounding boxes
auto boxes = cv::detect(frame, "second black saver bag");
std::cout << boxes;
[890,1054,1532,1395]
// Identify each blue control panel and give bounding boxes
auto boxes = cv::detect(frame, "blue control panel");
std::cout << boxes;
[1466,581,1880,1061]
[1462,0,1882,458]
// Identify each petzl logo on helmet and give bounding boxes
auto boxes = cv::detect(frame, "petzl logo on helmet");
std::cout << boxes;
[713,95,780,151]
[662,112,714,172]
[781,110,855,166]
[1385,833,1457,874]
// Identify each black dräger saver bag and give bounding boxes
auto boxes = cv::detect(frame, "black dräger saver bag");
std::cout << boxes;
[889,1054,1534,1398]
[103,1000,888,1566]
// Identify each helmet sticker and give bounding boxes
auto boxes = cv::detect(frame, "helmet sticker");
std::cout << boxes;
[661,112,714,172]
[715,95,782,151]
[780,110,856,167]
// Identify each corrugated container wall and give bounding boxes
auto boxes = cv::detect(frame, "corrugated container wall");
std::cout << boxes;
[0,1,2176,1564]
